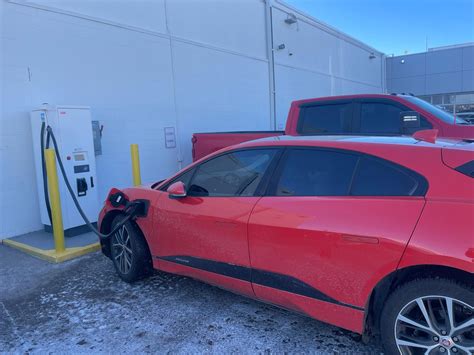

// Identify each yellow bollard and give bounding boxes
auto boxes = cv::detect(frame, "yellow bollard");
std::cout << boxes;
[44,148,66,254]
[130,144,142,186]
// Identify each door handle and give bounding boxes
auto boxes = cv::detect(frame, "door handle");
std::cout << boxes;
[341,234,379,244]
[214,220,238,227]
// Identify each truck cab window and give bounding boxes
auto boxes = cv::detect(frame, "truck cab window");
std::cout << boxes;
[360,103,402,134]
[359,102,433,135]
[298,104,352,135]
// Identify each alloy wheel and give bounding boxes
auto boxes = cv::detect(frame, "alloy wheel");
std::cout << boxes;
[112,225,133,274]
[395,295,473,354]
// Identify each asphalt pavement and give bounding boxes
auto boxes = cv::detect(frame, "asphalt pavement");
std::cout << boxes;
[0,244,383,354]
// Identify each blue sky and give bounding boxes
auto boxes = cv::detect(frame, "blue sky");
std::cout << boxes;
[286,0,474,55]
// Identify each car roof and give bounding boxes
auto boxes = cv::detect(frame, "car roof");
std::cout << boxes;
[235,134,470,150]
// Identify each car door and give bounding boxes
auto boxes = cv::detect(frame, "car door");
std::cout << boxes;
[154,148,280,298]
[247,147,427,332]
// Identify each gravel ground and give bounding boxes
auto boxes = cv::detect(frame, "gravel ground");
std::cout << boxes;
[0,244,383,354]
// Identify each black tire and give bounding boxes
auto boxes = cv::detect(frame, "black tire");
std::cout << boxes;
[380,278,474,355]
[109,216,152,283]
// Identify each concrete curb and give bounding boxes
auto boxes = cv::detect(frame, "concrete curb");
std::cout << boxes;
[2,239,100,263]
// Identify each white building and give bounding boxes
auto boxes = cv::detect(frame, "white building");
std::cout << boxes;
[386,43,474,120]
[0,0,385,238]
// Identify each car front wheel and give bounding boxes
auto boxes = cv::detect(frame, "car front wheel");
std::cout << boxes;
[110,216,152,283]
[380,278,473,355]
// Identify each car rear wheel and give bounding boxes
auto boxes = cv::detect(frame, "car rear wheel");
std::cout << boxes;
[110,216,152,283]
[380,279,473,355]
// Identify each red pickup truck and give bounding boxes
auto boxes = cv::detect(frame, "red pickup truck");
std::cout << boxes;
[192,94,474,161]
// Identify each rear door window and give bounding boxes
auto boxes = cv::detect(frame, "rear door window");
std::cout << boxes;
[269,147,428,197]
[350,156,427,196]
[360,103,402,134]
[298,103,352,135]
[272,149,358,196]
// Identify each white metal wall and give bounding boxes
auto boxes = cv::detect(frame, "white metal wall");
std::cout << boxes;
[0,0,384,238]
[165,0,271,165]
[271,2,385,129]
[1,0,179,237]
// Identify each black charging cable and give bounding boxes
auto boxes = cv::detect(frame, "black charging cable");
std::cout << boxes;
[40,122,53,223]
[40,123,138,239]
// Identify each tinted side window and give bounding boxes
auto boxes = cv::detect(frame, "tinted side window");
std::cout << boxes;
[299,104,351,135]
[455,160,474,178]
[188,149,276,197]
[359,102,433,135]
[351,157,423,196]
[420,117,433,129]
[404,116,433,134]
[274,149,358,196]
[360,103,402,134]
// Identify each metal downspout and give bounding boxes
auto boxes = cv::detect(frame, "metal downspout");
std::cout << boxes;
[264,0,277,130]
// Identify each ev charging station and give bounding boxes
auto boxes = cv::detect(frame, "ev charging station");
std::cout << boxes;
[31,105,100,234]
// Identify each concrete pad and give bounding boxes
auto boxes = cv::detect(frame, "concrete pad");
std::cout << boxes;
[6,230,98,249]
[2,230,100,263]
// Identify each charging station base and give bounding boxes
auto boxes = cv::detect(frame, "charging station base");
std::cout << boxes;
[2,230,100,263]
[44,223,98,237]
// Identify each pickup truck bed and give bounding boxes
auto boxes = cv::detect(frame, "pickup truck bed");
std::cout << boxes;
[192,131,283,161]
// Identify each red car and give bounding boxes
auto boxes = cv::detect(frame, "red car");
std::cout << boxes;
[99,132,474,354]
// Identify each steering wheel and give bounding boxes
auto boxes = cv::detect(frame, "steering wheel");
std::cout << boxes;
[223,173,241,186]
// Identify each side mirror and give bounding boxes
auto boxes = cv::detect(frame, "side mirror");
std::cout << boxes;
[400,111,421,129]
[167,181,187,199]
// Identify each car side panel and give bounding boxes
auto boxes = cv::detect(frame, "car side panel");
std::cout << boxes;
[158,258,256,299]
[248,196,426,332]
[153,195,261,298]
[252,284,365,333]
[399,200,474,273]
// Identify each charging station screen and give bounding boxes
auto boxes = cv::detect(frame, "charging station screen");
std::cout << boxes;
[74,154,85,161]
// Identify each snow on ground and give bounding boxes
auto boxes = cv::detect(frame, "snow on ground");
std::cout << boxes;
[0,245,383,354]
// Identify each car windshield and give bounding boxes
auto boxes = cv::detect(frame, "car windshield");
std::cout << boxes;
[403,96,470,125]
